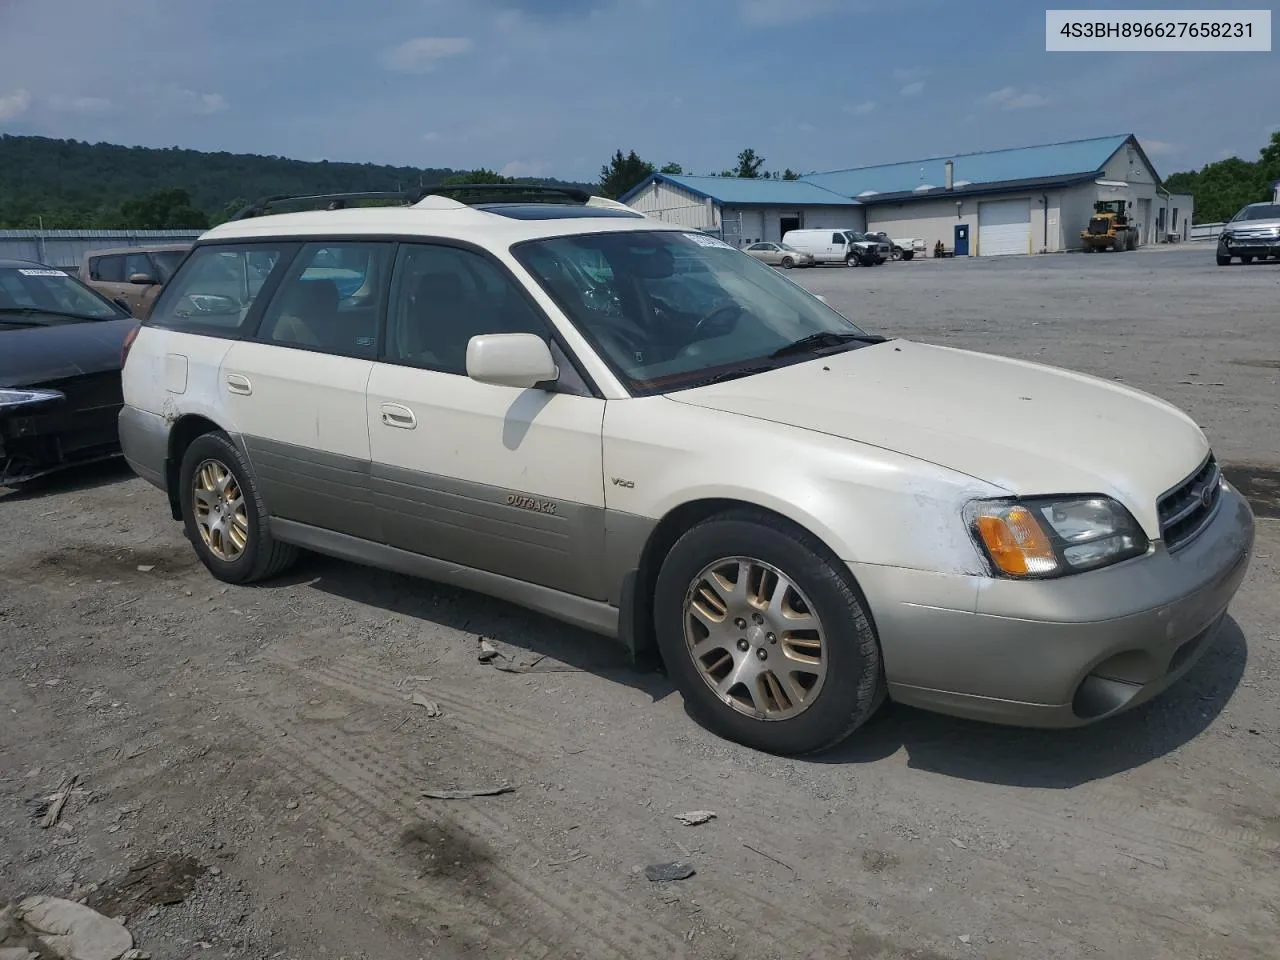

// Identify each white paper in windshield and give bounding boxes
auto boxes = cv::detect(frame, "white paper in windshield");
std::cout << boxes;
[683,233,733,249]
[17,268,66,277]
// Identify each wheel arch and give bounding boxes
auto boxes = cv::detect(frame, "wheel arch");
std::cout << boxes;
[618,496,860,664]
[164,414,227,520]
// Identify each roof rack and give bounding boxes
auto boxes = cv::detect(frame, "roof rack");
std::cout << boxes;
[227,183,636,222]
[419,183,592,205]
[228,191,422,221]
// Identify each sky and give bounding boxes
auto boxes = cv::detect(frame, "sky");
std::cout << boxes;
[0,0,1275,182]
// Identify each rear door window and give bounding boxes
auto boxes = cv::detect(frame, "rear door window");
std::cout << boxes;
[256,241,393,358]
[91,256,125,282]
[148,242,297,336]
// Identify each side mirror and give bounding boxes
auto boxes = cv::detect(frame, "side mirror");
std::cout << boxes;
[129,272,157,285]
[466,333,558,389]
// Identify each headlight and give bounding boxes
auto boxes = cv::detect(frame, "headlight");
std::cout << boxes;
[965,496,1149,578]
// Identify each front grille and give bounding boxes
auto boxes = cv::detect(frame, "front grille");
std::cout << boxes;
[1228,227,1280,242]
[1088,218,1110,235]
[1157,454,1222,551]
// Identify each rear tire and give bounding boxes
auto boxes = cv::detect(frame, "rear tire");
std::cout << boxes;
[901,250,913,261]
[653,509,884,756]
[179,431,298,585]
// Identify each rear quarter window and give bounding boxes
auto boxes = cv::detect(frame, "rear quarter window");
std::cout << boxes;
[147,242,298,337]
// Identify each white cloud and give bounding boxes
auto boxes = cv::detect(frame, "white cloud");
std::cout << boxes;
[893,66,926,82]
[500,160,549,178]
[382,37,474,73]
[845,100,876,115]
[1138,138,1178,156]
[0,88,32,121]
[899,81,925,97]
[48,95,115,115]
[981,86,1050,110]
[422,131,442,142]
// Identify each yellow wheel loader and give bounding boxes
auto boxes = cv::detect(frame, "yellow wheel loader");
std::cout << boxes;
[1080,200,1139,252]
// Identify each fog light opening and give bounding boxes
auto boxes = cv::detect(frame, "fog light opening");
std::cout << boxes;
[1072,674,1142,720]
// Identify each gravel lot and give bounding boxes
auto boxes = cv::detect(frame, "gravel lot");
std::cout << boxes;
[2,246,1278,960]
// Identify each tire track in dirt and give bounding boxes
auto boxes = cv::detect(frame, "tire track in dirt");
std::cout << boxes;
[255,650,878,959]
[261,651,982,957]
[268,648,1279,957]
[222,693,692,960]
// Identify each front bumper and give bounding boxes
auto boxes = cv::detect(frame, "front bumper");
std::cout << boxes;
[852,483,1255,727]
[0,381,123,485]
[1221,240,1280,258]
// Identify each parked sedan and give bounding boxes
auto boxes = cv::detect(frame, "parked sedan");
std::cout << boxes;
[1216,202,1280,265]
[742,241,815,269]
[0,259,138,485]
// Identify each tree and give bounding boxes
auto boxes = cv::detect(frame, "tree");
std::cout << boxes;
[659,162,683,175]
[782,169,800,180]
[599,149,655,198]
[1163,130,1280,223]
[443,168,512,185]
[118,188,210,229]
[733,148,766,179]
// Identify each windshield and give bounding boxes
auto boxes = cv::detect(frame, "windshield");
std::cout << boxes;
[514,229,874,395]
[845,231,868,242]
[151,249,189,283]
[1233,204,1280,221]
[0,266,124,323]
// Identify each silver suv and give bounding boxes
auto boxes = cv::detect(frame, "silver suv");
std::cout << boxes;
[1217,202,1280,265]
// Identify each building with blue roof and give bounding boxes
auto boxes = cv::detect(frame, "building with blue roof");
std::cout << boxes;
[620,134,1194,256]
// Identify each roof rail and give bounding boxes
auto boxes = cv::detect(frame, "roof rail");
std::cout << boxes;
[228,191,422,221]
[415,183,592,205]
[228,183,635,222]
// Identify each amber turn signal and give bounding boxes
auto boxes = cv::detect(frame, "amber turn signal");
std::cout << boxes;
[973,506,1057,577]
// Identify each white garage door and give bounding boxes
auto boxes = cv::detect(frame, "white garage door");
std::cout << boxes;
[978,198,1031,257]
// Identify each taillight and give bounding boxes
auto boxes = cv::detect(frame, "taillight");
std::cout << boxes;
[121,325,140,370]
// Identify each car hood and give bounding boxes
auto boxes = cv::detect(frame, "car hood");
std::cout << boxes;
[0,316,136,387]
[667,339,1209,534]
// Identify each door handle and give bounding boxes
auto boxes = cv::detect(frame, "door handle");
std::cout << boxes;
[226,374,252,396]
[380,402,417,429]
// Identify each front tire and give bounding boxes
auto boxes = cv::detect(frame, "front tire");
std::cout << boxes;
[781,256,794,269]
[1241,255,1254,264]
[845,254,860,267]
[1217,249,1232,265]
[653,510,884,756]
[179,431,298,584]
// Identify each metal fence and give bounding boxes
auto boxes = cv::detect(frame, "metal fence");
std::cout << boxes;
[1188,222,1225,242]
[0,229,205,269]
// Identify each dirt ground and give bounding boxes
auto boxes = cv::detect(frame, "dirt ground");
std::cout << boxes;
[2,246,1278,960]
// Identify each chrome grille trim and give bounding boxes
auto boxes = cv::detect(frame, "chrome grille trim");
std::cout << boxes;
[1157,453,1222,552]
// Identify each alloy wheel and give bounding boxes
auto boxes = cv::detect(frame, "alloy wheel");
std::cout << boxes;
[683,557,828,720]
[191,458,249,562]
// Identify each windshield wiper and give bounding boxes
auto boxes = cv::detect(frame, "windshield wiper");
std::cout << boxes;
[770,331,886,359]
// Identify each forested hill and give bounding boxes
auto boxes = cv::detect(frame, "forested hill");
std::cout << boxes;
[0,134,597,229]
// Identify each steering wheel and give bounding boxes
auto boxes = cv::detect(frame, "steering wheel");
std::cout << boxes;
[691,302,742,341]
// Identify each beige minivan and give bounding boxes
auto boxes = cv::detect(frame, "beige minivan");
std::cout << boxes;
[79,244,191,318]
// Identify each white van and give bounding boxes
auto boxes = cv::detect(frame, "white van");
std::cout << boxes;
[782,229,883,266]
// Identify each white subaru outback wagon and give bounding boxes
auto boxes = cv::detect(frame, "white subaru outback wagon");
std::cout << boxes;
[118,185,1254,756]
